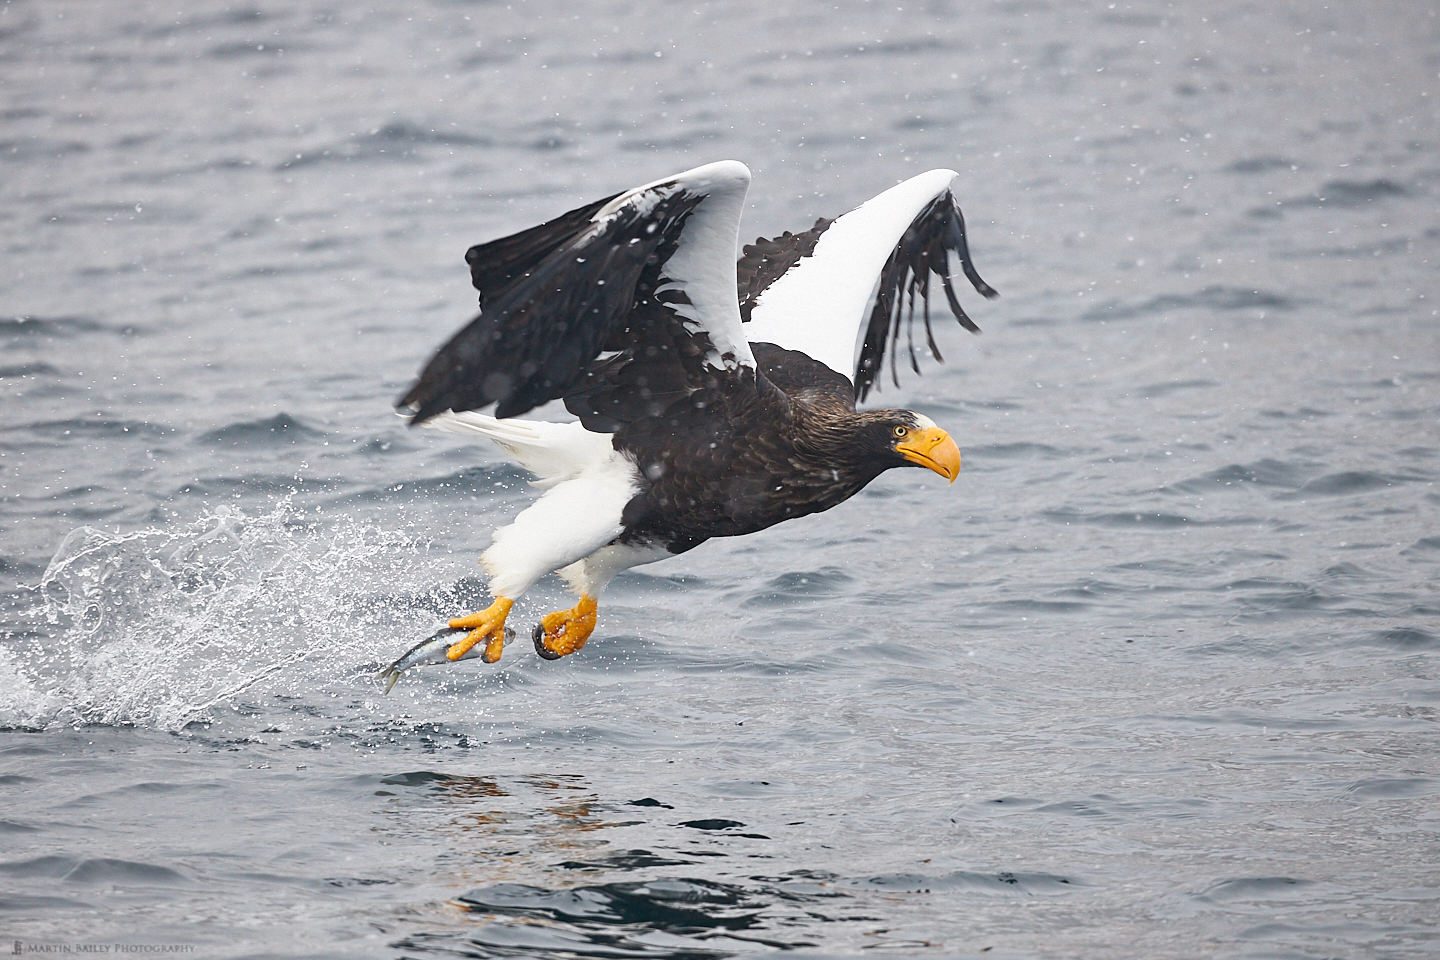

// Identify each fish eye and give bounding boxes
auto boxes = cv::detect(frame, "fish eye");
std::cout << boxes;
[892,425,908,439]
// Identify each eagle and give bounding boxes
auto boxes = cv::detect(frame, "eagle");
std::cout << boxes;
[396,160,997,666]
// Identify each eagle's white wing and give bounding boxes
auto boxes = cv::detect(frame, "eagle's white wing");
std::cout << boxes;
[740,169,997,398]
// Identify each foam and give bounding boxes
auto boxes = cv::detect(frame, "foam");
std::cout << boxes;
[3,500,435,732]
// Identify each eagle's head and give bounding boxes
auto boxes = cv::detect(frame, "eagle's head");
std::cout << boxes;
[856,410,961,483]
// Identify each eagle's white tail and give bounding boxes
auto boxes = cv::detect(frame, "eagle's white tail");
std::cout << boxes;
[421,411,615,488]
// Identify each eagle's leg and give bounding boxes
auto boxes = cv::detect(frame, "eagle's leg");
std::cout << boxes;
[446,597,514,663]
[532,594,598,660]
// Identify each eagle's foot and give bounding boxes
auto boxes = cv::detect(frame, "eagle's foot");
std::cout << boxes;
[446,597,514,663]
[532,594,598,660]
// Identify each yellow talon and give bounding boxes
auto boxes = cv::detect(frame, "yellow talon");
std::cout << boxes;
[446,597,514,662]
[533,594,598,660]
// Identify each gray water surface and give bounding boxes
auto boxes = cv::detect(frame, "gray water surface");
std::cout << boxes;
[2,1,1438,957]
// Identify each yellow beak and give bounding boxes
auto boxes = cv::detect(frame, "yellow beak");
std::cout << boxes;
[895,426,961,483]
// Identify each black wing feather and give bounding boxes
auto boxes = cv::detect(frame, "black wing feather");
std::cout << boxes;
[463,192,620,307]
[399,189,709,424]
[562,297,720,433]
[736,218,833,322]
[853,194,998,401]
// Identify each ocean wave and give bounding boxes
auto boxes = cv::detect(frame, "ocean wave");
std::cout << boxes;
[198,412,325,447]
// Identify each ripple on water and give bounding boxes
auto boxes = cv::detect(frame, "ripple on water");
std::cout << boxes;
[1342,777,1440,801]
[1257,406,1338,422]
[140,6,269,37]
[1165,458,1311,495]
[376,770,477,789]
[678,819,756,833]
[0,362,59,378]
[978,598,1095,615]
[0,314,140,340]
[0,855,77,879]
[557,849,698,871]
[197,412,325,447]
[1197,876,1316,904]
[964,441,1072,460]
[205,38,318,60]
[1224,155,1301,174]
[456,876,765,932]
[736,566,855,607]
[1042,507,1213,529]
[279,120,497,170]
[856,869,1076,896]
[440,865,1078,957]
[1083,285,1302,322]
[1301,177,1412,208]
[9,417,175,440]
[0,855,190,886]
[62,858,193,886]
[977,793,1211,822]
[1286,470,1414,498]
[0,138,92,162]
[173,474,342,498]
[337,463,533,504]
[1364,627,1437,650]
[0,893,87,915]
[1216,576,1353,622]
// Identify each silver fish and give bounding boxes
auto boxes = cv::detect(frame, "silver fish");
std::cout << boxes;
[377,626,513,694]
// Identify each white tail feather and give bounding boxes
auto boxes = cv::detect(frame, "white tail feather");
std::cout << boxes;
[422,411,614,488]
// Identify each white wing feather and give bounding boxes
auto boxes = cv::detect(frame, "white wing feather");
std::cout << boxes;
[597,159,756,372]
[743,169,960,378]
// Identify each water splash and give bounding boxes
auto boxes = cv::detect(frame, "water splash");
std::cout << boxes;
[2,500,441,731]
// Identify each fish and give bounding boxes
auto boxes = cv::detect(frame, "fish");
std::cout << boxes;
[377,626,514,694]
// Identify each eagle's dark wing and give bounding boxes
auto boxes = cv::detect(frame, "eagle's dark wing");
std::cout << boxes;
[739,170,997,402]
[736,218,832,322]
[463,192,620,309]
[399,161,756,425]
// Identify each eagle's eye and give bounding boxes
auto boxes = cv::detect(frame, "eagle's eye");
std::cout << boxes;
[892,425,909,439]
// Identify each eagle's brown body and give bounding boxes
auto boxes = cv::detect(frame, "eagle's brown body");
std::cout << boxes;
[617,344,923,553]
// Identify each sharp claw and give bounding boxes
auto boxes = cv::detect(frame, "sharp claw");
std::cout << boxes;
[532,622,563,660]
[532,595,598,659]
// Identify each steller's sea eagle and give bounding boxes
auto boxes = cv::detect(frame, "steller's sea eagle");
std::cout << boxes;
[394,160,997,667]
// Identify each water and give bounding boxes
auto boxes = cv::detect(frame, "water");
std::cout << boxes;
[2,1,1438,956]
